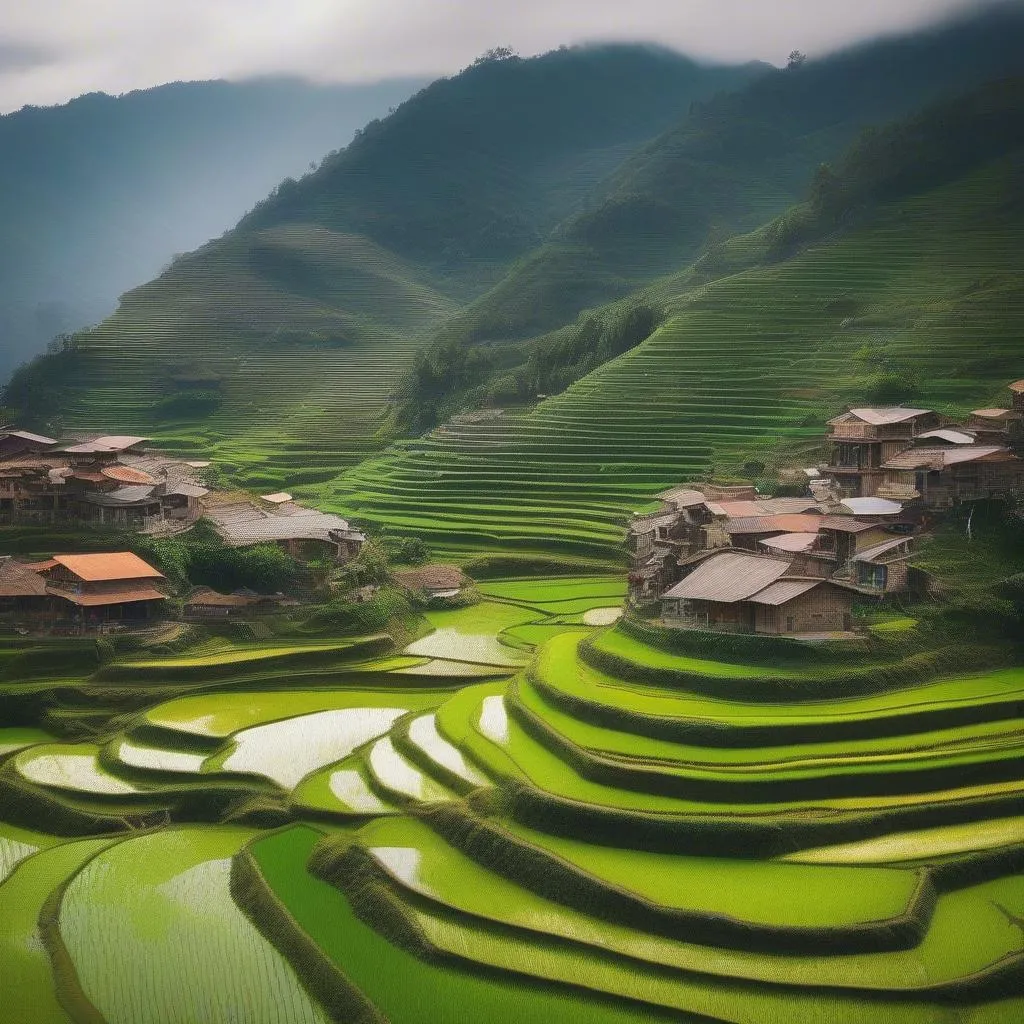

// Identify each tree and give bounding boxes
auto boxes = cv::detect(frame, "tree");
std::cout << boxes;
[787,50,807,70]
[472,47,518,67]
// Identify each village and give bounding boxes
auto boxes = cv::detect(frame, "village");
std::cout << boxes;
[0,430,372,632]
[1,378,1022,638]
[628,378,1024,637]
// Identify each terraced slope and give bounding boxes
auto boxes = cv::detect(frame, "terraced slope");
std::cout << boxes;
[3,599,1024,1022]
[330,153,1024,560]
[6,46,754,486]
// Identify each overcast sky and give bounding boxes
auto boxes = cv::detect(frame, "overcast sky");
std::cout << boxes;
[0,0,1010,114]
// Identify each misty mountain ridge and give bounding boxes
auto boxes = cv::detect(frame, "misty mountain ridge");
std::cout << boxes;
[5,4,1024,489]
[0,74,426,380]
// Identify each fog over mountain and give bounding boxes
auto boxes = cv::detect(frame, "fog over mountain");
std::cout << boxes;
[0,75,423,381]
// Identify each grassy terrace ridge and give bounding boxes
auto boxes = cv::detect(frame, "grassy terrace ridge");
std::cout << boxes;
[251,826,691,1024]
[327,154,1024,559]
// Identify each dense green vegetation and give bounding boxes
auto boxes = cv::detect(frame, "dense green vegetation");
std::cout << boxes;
[2,9,1024,1021]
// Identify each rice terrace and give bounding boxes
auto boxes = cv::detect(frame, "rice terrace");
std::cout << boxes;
[2,3,1024,1023]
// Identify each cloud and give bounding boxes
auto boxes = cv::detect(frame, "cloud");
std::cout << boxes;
[0,0,1009,113]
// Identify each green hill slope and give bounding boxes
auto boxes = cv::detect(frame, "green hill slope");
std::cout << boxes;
[0,76,427,381]
[398,4,1024,428]
[327,121,1024,560]
[4,46,757,484]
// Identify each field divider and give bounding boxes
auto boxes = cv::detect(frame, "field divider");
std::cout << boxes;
[230,835,386,1024]
[413,802,935,956]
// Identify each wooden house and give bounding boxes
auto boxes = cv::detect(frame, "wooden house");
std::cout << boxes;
[721,513,825,552]
[877,445,1024,506]
[393,564,468,600]
[0,430,57,460]
[850,536,914,595]
[0,556,51,621]
[823,408,939,497]
[42,552,167,626]
[661,551,854,636]
[202,495,365,563]
[815,516,895,573]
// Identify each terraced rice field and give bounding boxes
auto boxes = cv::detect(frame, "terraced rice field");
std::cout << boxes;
[328,164,1024,560]
[3,604,1023,1022]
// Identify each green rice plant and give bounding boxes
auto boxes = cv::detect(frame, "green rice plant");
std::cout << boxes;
[56,827,334,1024]
[783,816,1024,865]
[254,826,686,1024]
[0,837,115,1024]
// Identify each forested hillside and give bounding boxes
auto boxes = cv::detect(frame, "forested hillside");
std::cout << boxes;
[4,4,1024,501]
[0,76,425,380]
[326,77,1024,562]
[3,45,760,481]
[397,3,1024,428]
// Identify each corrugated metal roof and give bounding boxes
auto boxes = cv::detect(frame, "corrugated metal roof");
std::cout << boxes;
[164,482,209,498]
[50,586,166,607]
[663,552,792,603]
[62,435,150,454]
[261,492,293,504]
[51,552,165,582]
[846,408,932,425]
[970,408,1013,419]
[818,516,880,533]
[723,514,824,535]
[748,579,821,606]
[840,497,903,516]
[882,445,1009,470]
[1010,380,1024,394]
[759,533,819,553]
[854,537,912,563]
[916,429,975,445]
[1,430,56,445]
[84,485,157,504]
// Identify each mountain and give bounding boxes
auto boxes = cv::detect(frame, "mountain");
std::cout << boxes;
[2,45,762,486]
[326,75,1024,563]
[0,75,426,380]
[397,1,1024,428]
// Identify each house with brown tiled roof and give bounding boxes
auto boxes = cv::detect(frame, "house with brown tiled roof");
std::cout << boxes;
[40,552,167,626]
[661,551,855,636]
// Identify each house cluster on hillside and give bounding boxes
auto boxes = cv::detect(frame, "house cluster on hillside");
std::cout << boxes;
[0,430,368,632]
[630,379,1024,638]
[0,429,365,562]
[0,432,209,533]
[816,378,1024,503]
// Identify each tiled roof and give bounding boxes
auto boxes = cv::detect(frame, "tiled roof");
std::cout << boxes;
[663,552,792,603]
[51,552,165,582]
[656,487,707,508]
[101,465,158,485]
[723,514,824,535]
[0,557,48,597]
[817,516,881,533]
[970,408,1013,419]
[1010,380,1024,394]
[707,499,823,518]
